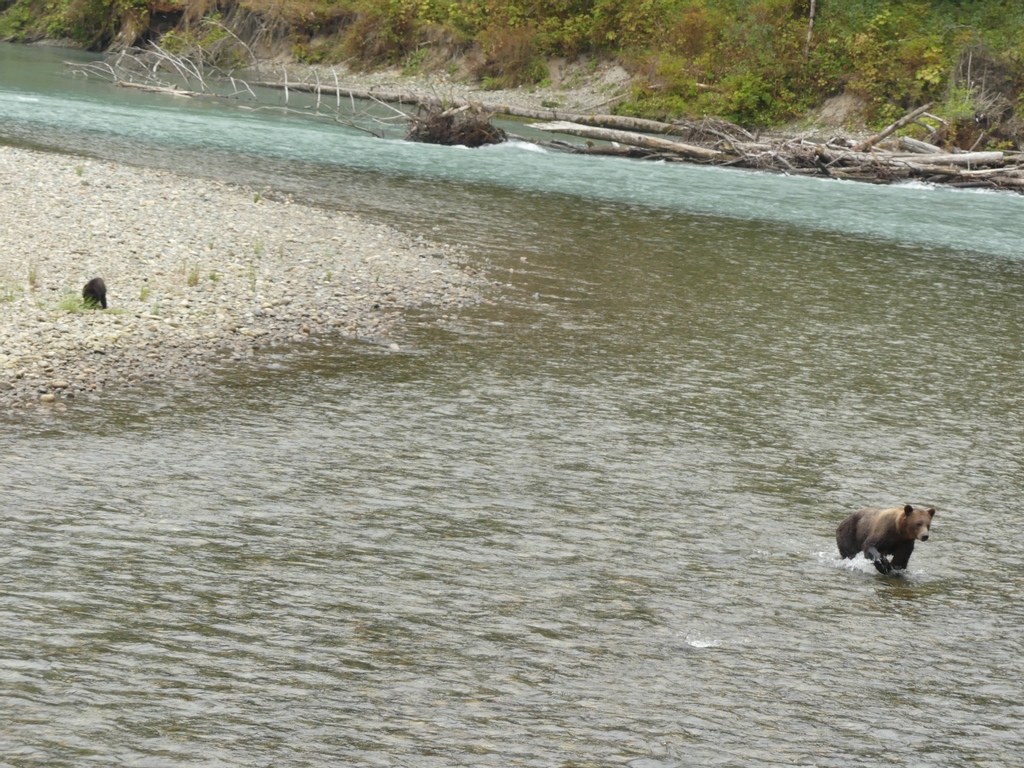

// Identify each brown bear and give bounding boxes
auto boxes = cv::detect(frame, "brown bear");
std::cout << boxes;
[836,504,936,574]
[83,277,107,309]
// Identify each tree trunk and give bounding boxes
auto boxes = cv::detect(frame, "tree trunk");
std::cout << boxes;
[805,0,816,61]
[530,121,727,160]
[853,103,934,151]
[893,151,1004,167]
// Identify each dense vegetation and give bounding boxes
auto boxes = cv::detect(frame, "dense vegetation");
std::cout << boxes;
[3,0,1024,136]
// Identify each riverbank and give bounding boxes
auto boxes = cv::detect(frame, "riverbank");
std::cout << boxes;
[0,146,488,413]
[235,64,1024,192]
[247,58,865,141]
[247,57,637,119]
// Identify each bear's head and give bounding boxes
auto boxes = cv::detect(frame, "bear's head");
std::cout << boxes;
[901,504,936,541]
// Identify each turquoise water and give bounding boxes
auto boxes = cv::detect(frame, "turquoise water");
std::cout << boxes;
[4,43,1024,259]
[3,42,1024,767]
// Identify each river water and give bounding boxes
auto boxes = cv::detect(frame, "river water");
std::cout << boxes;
[2,43,1024,767]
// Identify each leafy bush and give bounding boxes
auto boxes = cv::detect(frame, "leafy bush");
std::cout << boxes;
[843,4,947,123]
[0,1,36,39]
[0,0,152,47]
[339,0,421,66]
[474,23,548,88]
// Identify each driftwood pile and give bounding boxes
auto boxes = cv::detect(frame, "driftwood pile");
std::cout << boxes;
[406,104,506,147]
[300,85,1023,191]
[527,102,1024,192]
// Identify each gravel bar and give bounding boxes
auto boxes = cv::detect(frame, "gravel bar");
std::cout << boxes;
[0,146,488,412]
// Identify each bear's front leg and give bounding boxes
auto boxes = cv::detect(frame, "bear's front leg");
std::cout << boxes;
[865,546,893,574]
[888,542,915,571]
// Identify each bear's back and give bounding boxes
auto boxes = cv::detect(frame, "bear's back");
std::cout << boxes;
[836,507,896,558]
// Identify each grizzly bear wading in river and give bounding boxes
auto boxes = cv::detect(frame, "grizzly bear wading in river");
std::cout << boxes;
[836,504,936,574]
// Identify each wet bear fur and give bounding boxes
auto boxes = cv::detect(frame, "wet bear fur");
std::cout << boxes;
[83,277,107,309]
[836,504,936,574]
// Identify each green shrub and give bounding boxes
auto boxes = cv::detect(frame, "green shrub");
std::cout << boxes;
[338,0,422,66]
[844,4,948,123]
[0,1,36,39]
[0,0,150,48]
[474,23,549,88]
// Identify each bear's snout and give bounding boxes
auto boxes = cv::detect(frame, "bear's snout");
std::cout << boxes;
[920,533,930,541]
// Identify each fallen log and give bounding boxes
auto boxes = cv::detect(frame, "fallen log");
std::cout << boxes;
[530,121,726,161]
[921,112,948,126]
[116,80,202,97]
[898,136,943,154]
[959,166,1024,177]
[891,151,1004,167]
[853,103,934,152]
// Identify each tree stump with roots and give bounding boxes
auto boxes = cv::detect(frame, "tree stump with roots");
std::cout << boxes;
[406,105,507,148]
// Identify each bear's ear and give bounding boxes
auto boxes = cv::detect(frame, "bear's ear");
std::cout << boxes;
[927,508,936,517]
[904,504,914,515]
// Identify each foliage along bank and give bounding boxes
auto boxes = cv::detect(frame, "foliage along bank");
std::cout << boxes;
[2,0,1023,143]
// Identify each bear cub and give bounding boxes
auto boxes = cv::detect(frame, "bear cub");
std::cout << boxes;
[83,277,107,309]
[836,504,936,574]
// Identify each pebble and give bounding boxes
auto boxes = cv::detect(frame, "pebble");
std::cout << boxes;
[0,147,491,412]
